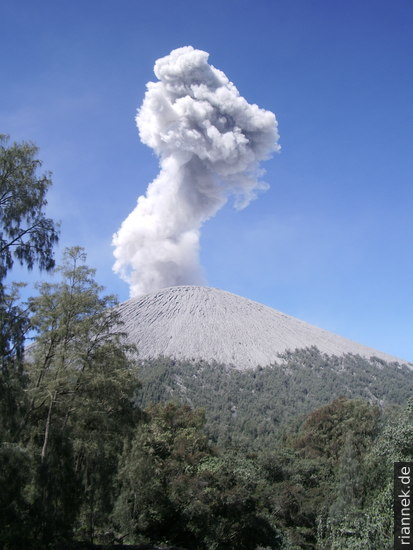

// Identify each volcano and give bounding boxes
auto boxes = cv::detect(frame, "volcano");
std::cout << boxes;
[117,285,406,370]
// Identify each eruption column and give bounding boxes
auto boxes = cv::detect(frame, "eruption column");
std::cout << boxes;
[113,46,280,296]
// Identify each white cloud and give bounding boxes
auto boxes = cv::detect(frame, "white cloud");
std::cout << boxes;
[113,46,279,296]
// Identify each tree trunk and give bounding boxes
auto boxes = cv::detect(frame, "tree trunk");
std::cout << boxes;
[41,391,55,462]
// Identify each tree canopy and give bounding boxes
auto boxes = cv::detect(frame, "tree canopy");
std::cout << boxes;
[0,247,141,548]
[0,134,59,281]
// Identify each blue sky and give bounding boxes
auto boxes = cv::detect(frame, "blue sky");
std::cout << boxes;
[1,0,412,361]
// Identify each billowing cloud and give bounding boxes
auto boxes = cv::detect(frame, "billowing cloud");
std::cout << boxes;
[113,46,280,296]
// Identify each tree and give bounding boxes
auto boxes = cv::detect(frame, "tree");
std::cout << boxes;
[22,247,141,545]
[0,135,60,548]
[0,441,32,548]
[0,133,59,438]
[293,397,381,462]
[114,402,280,550]
[114,402,212,547]
[0,134,59,282]
[0,283,29,437]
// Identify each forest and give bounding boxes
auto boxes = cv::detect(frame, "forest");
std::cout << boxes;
[136,347,413,450]
[1,135,413,549]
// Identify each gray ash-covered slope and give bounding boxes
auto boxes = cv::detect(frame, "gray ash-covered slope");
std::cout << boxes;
[117,285,406,370]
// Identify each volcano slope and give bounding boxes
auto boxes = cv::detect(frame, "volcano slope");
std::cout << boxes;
[117,286,411,447]
[117,285,406,369]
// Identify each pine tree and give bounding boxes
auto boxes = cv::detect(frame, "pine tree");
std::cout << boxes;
[24,247,141,545]
[0,135,59,548]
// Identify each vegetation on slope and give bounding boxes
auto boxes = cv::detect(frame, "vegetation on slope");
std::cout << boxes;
[136,350,413,449]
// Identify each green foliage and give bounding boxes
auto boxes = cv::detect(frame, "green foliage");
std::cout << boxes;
[304,398,413,550]
[293,397,381,462]
[29,430,79,548]
[129,351,413,549]
[0,284,29,444]
[190,452,280,550]
[0,443,32,548]
[135,348,412,449]
[0,138,60,548]
[250,398,386,549]
[114,402,280,550]
[114,403,211,545]
[0,282,29,368]
[0,248,141,548]
[0,134,59,280]
[24,247,141,544]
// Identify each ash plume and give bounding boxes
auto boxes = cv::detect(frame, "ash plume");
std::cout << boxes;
[113,46,280,296]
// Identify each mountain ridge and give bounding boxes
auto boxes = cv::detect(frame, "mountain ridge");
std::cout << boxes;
[117,285,408,369]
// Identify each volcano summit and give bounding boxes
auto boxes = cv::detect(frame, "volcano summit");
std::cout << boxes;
[117,286,406,369]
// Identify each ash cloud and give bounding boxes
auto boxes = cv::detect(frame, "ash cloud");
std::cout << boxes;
[113,46,280,296]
